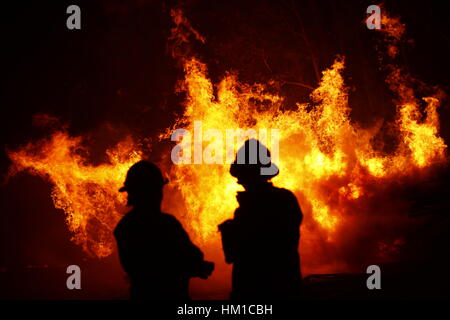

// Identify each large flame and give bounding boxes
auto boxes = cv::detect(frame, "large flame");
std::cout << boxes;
[164,54,447,235]
[5,8,448,297]
[7,132,142,257]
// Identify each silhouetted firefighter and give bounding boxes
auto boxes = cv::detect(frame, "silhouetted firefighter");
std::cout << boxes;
[219,139,303,299]
[114,160,214,299]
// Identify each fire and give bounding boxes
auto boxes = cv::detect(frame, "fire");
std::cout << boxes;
[164,54,446,242]
[380,13,405,58]
[398,98,446,168]
[5,7,448,292]
[159,10,447,280]
[7,131,142,257]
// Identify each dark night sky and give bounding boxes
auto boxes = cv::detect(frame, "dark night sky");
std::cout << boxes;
[0,0,449,298]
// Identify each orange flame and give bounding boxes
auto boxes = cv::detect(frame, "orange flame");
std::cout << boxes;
[7,132,142,257]
[5,8,448,297]
[164,55,446,242]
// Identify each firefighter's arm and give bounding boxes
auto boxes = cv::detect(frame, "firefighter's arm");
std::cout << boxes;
[218,219,238,264]
[114,225,136,275]
[172,217,215,279]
